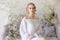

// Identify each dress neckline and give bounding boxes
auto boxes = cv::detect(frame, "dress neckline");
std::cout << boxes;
[23,17,39,21]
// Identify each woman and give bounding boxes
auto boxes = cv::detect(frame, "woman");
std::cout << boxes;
[19,3,46,40]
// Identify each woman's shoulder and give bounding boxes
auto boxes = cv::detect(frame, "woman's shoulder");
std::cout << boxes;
[22,16,29,21]
[21,17,26,21]
[22,15,28,19]
[22,16,28,20]
[35,15,39,19]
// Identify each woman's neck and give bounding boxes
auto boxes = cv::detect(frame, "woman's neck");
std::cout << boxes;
[28,13,35,17]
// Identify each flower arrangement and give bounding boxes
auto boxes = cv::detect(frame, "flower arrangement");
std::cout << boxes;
[5,14,21,40]
[43,8,57,26]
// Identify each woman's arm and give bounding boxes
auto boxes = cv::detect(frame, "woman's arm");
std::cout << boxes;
[20,18,29,39]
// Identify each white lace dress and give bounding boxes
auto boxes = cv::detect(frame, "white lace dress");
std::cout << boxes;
[19,17,45,40]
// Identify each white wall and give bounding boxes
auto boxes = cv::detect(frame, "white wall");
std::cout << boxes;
[0,0,10,26]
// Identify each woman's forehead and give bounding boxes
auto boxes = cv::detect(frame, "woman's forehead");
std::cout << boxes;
[28,5,35,8]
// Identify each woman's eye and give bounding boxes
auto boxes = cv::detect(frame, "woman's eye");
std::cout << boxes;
[29,7,35,9]
[30,8,31,9]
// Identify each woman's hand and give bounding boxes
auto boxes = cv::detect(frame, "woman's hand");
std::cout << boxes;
[29,35,35,40]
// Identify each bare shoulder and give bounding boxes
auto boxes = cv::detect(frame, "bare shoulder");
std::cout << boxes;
[23,16,28,19]
[35,15,39,19]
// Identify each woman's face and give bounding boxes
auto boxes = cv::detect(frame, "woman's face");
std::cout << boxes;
[27,5,36,14]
